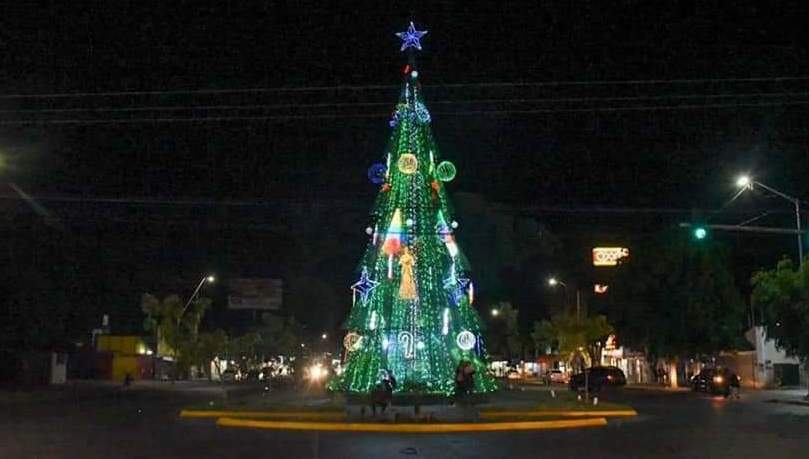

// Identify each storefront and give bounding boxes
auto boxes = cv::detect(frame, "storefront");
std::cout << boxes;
[601,346,651,384]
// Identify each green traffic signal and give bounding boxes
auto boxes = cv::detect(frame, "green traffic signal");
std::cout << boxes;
[694,227,707,240]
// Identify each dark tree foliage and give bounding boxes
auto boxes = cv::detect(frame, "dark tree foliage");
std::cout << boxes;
[606,229,746,359]
[751,258,809,397]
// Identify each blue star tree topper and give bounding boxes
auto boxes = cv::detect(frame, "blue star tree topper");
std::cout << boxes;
[395,21,428,51]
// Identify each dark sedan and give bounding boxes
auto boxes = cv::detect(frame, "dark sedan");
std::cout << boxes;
[569,366,627,391]
[691,368,740,396]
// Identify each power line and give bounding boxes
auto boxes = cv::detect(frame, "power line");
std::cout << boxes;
[436,76,809,88]
[0,85,396,100]
[3,91,809,115]
[0,75,807,99]
[0,113,386,125]
[2,100,808,125]
[436,100,809,116]
[0,193,798,215]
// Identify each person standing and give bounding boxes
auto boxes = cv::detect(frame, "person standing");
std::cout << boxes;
[454,361,467,400]
[384,369,397,393]
[462,361,475,394]
[728,372,741,399]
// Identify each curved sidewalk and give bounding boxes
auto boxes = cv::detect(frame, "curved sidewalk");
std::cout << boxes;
[216,416,608,433]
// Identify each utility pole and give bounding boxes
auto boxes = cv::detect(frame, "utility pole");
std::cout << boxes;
[795,199,803,265]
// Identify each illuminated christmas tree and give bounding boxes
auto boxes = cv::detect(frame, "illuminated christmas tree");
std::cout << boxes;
[330,22,497,395]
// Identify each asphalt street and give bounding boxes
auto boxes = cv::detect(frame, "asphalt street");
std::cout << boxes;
[2,383,807,459]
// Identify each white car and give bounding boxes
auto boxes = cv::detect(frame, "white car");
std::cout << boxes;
[545,369,568,384]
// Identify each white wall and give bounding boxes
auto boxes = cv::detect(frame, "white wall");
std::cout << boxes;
[745,326,806,387]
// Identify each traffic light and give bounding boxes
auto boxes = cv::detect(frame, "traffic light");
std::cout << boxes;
[693,227,707,240]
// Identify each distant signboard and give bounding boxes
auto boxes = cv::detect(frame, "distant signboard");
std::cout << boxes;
[228,278,283,310]
[592,247,629,267]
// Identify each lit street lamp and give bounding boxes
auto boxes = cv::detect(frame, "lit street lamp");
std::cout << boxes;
[547,276,582,321]
[490,308,499,317]
[736,175,803,266]
[736,175,752,188]
[547,277,564,287]
[321,333,328,340]
[183,274,216,316]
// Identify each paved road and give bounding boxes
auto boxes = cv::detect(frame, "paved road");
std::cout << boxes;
[2,384,807,459]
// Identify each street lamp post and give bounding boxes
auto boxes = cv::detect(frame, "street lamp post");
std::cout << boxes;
[578,346,589,402]
[737,176,803,266]
[183,274,215,319]
[547,277,582,321]
[548,277,592,402]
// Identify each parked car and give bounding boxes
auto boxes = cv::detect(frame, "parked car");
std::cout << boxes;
[544,369,569,385]
[506,368,521,380]
[569,366,626,391]
[691,368,740,396]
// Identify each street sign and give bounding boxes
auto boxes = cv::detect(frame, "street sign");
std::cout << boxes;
[228,278,283,310]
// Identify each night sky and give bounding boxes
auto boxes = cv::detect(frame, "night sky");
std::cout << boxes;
[2,2,809,346]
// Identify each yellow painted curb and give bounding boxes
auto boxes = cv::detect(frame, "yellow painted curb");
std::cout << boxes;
[180,410,345,420]
[216,416,608,433]
[480,409,637,419]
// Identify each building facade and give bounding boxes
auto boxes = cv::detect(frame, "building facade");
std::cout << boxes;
[718,327,807,388]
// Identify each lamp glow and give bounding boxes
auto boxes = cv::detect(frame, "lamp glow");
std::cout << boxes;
[307,363,327,381]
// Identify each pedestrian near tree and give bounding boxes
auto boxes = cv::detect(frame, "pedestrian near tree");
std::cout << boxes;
[463,361,475,394]
[385,369,397,392]
[453,361,475,401]
[370,369,395,415]
[454,361,466,398]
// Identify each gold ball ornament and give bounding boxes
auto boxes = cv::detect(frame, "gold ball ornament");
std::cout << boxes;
[397,153,419,174]
[343,332,363,352]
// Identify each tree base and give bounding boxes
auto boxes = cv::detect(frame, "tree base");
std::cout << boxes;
[345,391,491,406]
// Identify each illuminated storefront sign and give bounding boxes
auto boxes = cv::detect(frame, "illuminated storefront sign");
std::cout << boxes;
[592,247,629,266]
